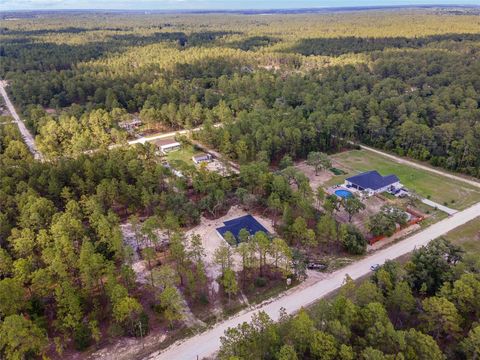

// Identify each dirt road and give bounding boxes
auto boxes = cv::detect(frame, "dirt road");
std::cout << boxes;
[127,123,222,146]
[147,201,480,360]
[127,128,193,145]
[0,80,43,160]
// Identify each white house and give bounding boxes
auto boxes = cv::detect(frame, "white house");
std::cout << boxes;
[345,170,401,196]
[154,139,181,154]
[160,142,181,153]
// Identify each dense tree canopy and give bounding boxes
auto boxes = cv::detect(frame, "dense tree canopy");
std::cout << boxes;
[1,8,479,359]
[218,239,480,360]
[1,9,479,175]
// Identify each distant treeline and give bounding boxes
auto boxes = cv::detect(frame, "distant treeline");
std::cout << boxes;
[287,33,480,56]
[1,10,479,178]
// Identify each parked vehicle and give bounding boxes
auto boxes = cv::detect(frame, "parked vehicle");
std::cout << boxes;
[307,262,327,271]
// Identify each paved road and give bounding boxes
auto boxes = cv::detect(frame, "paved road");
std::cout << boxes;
[360,144,480,189]
[0,80,43,161]
[147,201,480,360]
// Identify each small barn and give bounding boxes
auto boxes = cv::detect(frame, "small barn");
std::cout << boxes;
[154,138,181,154]
[192,153,213,164]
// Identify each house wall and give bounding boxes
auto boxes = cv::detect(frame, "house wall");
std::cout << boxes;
[347,180,401,194]
[161,144,181,153]
[372,181,401,194]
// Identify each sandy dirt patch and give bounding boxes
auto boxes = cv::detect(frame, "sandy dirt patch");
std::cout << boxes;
[203,159,236,176]
[86,332,167,360]
[185,206,275,287]
[294,161,333,189]
[368,223,421,251]
[336,195,387,234]
[120,223,141,262]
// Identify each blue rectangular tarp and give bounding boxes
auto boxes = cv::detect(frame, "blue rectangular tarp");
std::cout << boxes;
[217,215,270,244]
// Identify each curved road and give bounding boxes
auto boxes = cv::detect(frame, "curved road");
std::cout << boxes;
[147,202,480,360]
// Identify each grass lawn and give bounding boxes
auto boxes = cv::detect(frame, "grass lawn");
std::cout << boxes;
[443,217,480,255]
[327,150,480,210]
[413,200,448,227]
[166,144,201,164]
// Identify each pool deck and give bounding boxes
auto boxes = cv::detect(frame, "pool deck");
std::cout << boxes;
[326,184,359,199]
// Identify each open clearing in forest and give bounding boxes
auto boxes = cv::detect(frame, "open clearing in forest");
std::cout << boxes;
[327,150,480,210]
[185,206,275,279]
[294,161,334,189]
[166,144,201,164]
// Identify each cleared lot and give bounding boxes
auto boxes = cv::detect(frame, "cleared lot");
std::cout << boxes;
[328,150,480,210]
[185,206,274,279]
[294,161,333,189]
[335,195,386,234]
[166,144,200,164]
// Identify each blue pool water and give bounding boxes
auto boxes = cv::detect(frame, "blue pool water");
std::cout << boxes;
[335,189,353,199]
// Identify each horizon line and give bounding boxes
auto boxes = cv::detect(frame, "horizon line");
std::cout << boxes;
[2,4,480,13]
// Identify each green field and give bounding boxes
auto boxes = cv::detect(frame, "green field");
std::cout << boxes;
[443,217,480,255]
[166,144,201,164]
[328,150,480,210]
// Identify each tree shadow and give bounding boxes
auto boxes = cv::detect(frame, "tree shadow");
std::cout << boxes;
[0,30,242,74]
[228,36,280,51]
[284,33,480,56]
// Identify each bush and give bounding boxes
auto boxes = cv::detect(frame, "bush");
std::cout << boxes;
[199,293,209,305]
[74,323,92,351]
[330,167,346,175]
[130,311,149,338]
[152,302,164,315]
[254,277,267,287]
[342,224,367,255]
[108,322,125,338]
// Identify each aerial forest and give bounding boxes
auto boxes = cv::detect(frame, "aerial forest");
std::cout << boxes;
[0,7,479,360]
[1,9,479,175]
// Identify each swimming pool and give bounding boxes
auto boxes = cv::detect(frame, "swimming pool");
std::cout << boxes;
[334,189,353,199]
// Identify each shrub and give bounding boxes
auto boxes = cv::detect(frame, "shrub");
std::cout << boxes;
[199,293,209,305]
[130,311,149,338]
[342,224,367,255]
[74,323,92,351]
[254,277,267,287]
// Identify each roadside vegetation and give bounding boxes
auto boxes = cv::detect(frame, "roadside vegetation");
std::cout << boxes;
[443,218,480,256]
[0,7,479,360]
[218,238,480,360]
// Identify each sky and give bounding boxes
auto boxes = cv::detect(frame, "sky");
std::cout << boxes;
[1,0,479,11]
